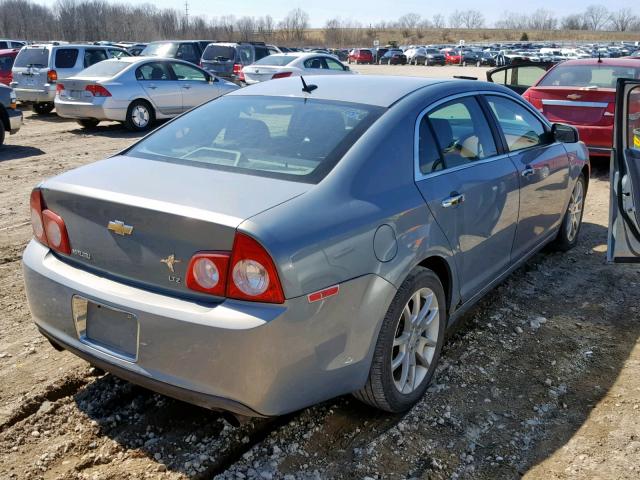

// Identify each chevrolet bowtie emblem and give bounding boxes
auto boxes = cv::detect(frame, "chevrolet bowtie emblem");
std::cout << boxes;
[567,93,582,100]
[160,254,181,273]
[107,220,133,236]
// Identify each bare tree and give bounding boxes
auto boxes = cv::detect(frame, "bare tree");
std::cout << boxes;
[459,10,485,29]
[235,16,255,41]
[495,12,529,30]
[561,14,588,30]
[432,13,446,29]
[584,4,610,30]
[528,8,557,30]
[279,8,308,42]
[448,10,464,28]
[609,8,637,32]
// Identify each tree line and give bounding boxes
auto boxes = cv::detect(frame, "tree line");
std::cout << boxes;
[0,0,638,46]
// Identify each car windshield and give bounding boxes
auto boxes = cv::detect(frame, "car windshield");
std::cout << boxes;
[127,96,383,183]
[253,55,297,66]
[539,64,640,88]
[142,42,178,57]
[13,48,49,68]
[77,60,130,78]
[203,45,235,61]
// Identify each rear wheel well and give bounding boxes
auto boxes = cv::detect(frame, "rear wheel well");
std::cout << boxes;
[417,256,452,315]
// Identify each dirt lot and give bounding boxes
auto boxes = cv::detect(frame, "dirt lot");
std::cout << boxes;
[0,65,639,480]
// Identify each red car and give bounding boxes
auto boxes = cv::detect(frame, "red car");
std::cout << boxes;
[0,48,19,86]
[348,49,373,65]
[443,49,462,65]
[522,58,640,158]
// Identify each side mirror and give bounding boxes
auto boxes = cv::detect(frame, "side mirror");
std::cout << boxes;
[552,123,579,144]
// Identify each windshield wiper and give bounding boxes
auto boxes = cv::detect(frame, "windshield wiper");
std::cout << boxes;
[26,63,46,68]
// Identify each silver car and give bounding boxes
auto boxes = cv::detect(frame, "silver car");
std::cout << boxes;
[54,57,238,131]
[23,75,589,419]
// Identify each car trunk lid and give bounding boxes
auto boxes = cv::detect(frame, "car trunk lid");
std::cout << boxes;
[57,78,105,102]
[40,155,310,301]
[243,66,292,83]
[529,86,615,126]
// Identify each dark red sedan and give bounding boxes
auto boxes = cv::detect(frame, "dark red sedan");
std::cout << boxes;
[0,48,19,86]
[522,58,640,158]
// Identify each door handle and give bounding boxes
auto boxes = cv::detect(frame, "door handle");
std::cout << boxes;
[521,166,535,177]
[441,193,465,208]
[148,84,157,90]
[182,85,191,89]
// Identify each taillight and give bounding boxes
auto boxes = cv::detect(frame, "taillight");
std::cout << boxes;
[233,63,245,81]
[42,210,71,254]
[56,83,65,94]
[186,253,230,296]
[47,70,57,83]
[227,233,284,303]
[29,188,71,255]
[185,232,284,303]
[30,189,47,245]
[272,71,292,79]
[85,84,111,97]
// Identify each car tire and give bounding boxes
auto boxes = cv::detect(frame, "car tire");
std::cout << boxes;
[354,267,446,413]
[125,100,155,132]
[33,103,54,115]
[77,119,100,129]
[552,173,586,251]
[425,59,430,66]
[0,119,5,146]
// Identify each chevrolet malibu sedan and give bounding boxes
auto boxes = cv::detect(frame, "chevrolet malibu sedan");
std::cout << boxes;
[24,75,589,419]
[54,57,238,131]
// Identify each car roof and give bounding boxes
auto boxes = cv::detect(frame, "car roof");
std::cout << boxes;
[0,48,19,56]
[557,58,640,66]
[228,75,447,107]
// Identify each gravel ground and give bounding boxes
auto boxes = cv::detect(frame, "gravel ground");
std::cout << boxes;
[0,65,639,480]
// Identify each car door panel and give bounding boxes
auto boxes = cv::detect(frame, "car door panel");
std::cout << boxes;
[169,62,217,111]
[415,95,520,302]
[136,62,182,115]
[483,94,570,259]
[486,63,555,95]
[608,79,640,262]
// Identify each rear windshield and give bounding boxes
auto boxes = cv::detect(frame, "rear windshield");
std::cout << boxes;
[126,96,383,183]
[203,45,235,61]
[253,55,297,66]
[14,48,49,68]
[77,60,129,78]
[142,42,178,57]
[55,48,79,68]
[539,64,640,88]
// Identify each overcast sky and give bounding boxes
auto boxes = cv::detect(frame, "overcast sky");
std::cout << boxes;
[34,0,639,27]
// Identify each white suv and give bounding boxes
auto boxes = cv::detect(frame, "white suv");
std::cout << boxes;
[11,44,129,114]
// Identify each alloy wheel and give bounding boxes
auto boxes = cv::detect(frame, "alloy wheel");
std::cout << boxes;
[566,179,584,242]
[391,287,440,394]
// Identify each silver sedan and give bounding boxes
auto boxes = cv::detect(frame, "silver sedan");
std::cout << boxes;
[54,57,239,131]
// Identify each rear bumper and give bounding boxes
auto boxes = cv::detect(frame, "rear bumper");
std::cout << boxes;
[14,86,55,104]
[54,97,127,122]
[7,107,22,134]
[573,124,613,157]
[22,240,396,416]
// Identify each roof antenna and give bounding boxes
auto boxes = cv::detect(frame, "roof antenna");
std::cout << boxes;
[300,76,317,93]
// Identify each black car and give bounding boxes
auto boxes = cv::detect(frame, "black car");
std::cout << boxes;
[140,40,215,65]
[461,50,481,66]
[0,84,22,146]
[200,42,271,85]
[374,48,389,62]
[477,51,497,67]
[379,49,407,65]
[424,48,446,66]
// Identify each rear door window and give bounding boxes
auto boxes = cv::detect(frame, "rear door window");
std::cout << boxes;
[135,62,173,81]
[55,49,79,68]
[325,57,345,71]
[170,62,207,82]
[84,49,108,68]
[425,97,498,169]
[203,45,235,61]
[0,55,14,72]
[304,57,324,69]
[0,42,7,49]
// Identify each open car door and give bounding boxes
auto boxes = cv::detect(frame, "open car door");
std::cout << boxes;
[608,78,640,263]
[486,62,556,95]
